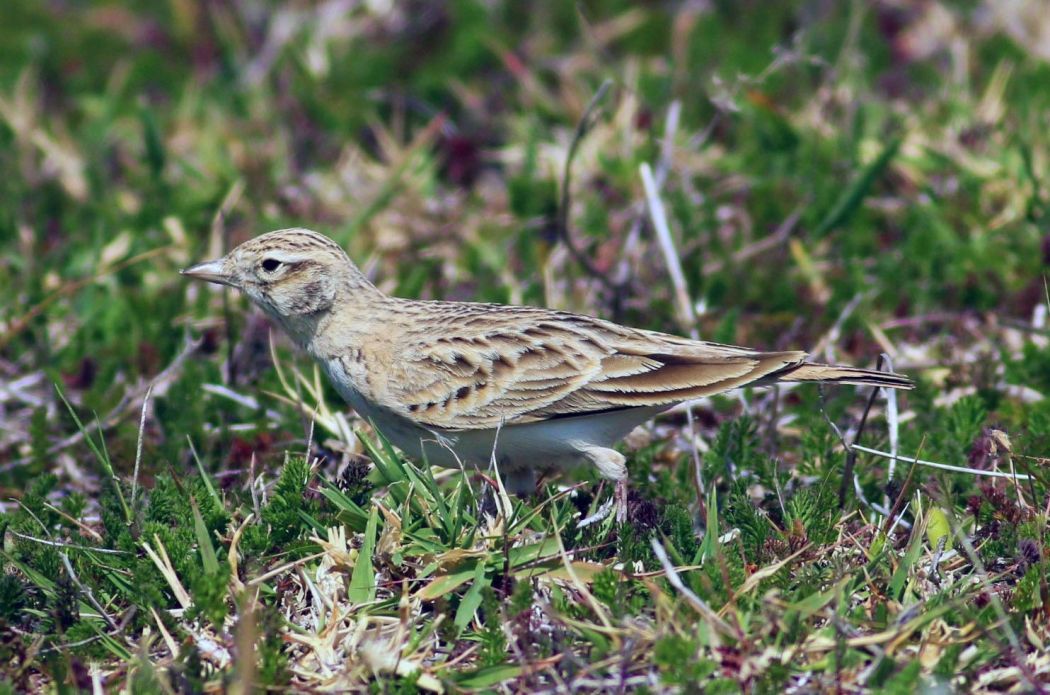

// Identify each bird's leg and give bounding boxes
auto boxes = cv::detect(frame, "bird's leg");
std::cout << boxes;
[579,444,629,524]
[503,467,536,496]
[615,478,628,524]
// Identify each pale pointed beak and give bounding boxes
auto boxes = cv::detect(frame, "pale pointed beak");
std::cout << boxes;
[180,258,237,287]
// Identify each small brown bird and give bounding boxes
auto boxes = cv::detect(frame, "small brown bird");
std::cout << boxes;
[183,228,912,520]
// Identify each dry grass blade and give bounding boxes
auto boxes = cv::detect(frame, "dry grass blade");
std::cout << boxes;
[853,445,1033,481]
[641,162,697,337]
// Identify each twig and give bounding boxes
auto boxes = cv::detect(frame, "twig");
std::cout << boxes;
[816,383,849,452]
[879,311,968,330]
[61,552,120,631]
[557,78,613,280]
[852,445,1032,481]
[880,439,921,537]
[818,382,906,524]
[42,503,103,542]
[38,634,104,655]
[246,551,326,587]
[200,383,284,422]
[811,291,869,364]
[839,354,887,507]
[37,605,137,656]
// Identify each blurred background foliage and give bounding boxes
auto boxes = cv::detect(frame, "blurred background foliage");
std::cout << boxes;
[2,0,1047,475]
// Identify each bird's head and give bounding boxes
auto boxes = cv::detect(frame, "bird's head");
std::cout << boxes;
[182,227,378,341]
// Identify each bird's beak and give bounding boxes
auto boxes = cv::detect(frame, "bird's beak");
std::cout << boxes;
[180,258,237,287]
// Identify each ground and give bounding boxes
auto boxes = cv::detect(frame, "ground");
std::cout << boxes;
[1,1,1049,692]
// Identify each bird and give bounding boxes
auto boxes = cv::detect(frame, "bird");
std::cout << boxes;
[182,228,912,521]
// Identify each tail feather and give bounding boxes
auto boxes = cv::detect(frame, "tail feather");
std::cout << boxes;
[773,362,913,389]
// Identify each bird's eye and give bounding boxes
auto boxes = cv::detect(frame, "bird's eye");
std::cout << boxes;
[260,258,282,272]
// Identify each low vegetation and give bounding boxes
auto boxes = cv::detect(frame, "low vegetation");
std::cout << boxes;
[1,1,1049,691]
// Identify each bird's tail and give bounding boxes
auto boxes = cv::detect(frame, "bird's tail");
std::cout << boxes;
[772,362,913,389]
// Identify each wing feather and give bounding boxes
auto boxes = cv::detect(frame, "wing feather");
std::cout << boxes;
[377,308,808,430]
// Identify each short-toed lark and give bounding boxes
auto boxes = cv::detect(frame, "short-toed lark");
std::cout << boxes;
[184,228,912,519]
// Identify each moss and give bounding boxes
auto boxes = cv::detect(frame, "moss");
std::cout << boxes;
[0,574,34,625]
[722,482,770,560]
[704,416,764,486]
[52,569,79,632]
[255,602,290,687]
[477,586,508,667]
[188,565,230,629]
[653,635,717,686]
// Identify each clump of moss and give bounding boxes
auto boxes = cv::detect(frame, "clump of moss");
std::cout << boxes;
[240,456,330,560]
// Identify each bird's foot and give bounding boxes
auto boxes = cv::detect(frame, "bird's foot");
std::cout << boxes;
[615,478,628,524]
[577,444,629,524]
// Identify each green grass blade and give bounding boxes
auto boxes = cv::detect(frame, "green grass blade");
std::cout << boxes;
[454,562,488,631]
[698,487,720,562]
[54,384,130,523]
[888,524,924,600]
[185,436,222,508]
[813,136,901,237]
[455,664,523,689]
[318,482,370,530]
[191,497,220,575]
[349,506,378,604]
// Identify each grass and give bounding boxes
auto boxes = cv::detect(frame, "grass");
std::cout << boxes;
[2,0,1050,691]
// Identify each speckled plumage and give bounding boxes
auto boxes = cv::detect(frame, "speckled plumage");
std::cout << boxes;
[183,228,912,517]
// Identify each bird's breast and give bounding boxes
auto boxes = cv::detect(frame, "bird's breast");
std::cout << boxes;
[319,354,440,456]
[320,355,378,416]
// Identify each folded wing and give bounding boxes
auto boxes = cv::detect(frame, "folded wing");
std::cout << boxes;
[380,310,826,430]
